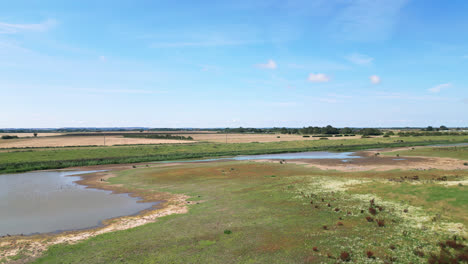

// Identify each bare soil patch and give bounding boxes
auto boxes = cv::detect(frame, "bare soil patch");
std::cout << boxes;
[261,150,467,171]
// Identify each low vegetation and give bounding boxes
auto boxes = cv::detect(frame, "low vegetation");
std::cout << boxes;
[1,135,18,140]
[1,135,467,173]
[384,146,468,160]
[28,162,468,264]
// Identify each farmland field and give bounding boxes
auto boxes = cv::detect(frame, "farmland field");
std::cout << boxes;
[0,135,193,148]
[173,133,362,143]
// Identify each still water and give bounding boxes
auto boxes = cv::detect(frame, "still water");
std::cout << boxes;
[0,171,156,236]
[156,151,362,164]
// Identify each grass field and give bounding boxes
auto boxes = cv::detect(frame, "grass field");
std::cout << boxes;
[30,162,468,264]
[1,135,468,173]
[384,146,468,161]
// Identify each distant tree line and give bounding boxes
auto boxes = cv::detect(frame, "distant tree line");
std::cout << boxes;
[220,126,383,136]
[397,131,468,137]
[422,125,449,131]
[123,134,193,140]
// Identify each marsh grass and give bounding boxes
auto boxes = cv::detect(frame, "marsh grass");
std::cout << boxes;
[384,146,468,160]
[26,162,468,264]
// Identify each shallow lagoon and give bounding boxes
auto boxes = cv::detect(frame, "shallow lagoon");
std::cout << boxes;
[157,151,362,164]
[0,171,156,236]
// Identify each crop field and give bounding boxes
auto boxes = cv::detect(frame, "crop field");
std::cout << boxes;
[0,135,194,149]
[173,133,362,143]
[28,161,468,264]
[0,132,363,148]
[1,135,467,174]
[0,133,64,138]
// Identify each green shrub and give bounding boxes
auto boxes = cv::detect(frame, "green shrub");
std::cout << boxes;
[224,230,232,235]
[1,135,18,139]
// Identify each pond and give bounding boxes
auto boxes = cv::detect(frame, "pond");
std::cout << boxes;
[156,151,362,164]
[0,171,157,236]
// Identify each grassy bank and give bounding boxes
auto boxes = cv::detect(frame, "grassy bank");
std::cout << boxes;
[1,136,467,174]
[30,162,468,264]
[384,146,468,161]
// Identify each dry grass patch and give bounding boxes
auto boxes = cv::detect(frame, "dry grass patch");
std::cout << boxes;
[0,136,194,148]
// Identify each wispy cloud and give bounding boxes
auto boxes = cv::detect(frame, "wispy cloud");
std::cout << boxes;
[73,88,166,95]
[256,59,277,69]
[428,83,451,93]
[346,53,374,65]
[327,93,353,99]
[370,75,381,84]
[319,98,338,103]
[263,101,297,107]
[372,91,452,101]
[150,39,256,48]
[308,73,330,83]
[330,0,408,41]
[287,60,350,71]
[0,19,56,34]
[463,55,468,59]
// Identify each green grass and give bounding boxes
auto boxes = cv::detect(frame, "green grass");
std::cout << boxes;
[1,135,467,173]
[349,180,468,225]
[31,162,467,264]
[384,145,468,160]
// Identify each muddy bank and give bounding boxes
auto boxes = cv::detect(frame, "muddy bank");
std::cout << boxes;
[266,149,467,171]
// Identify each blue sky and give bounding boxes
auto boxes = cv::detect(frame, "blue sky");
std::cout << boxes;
[1,0,467,128]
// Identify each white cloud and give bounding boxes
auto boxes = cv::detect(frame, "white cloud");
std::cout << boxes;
[428,83,451,93]
[370,75,381,84]
[346,53,374,65]
[308,73,330,83]
[0,19,56,34]
[99,56,107,62]
[463,55,468,59]
[256,59,277,69]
